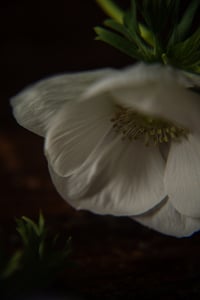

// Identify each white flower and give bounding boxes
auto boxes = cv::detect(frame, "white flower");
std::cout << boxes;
[11,63,200,237]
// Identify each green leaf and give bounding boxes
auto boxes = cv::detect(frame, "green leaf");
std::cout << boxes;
[104,19,133,41]
[168,0,200,46]
[167,28,200,70]
[21,216,41,236]
[96,0,200,68]
[95,0,124,24]
[139,23,155,47]
[0,251,22,279]
[139,0,181,49]
[0,213,72,298]
[95,26,142,60]
[38,211,45,233]
[123,0,138,35]
[123,8,155,60]
[123,4,141,47]
[104,19,154,58]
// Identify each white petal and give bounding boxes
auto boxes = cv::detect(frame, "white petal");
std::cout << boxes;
[49,161,200,237]
[10,68,114,136]
[47,134,121,205]
[75,140,166,216]
[103,141,166,216]
[84,63,197,95]
[49,137,166,216]
[133,199,200,237]
[48,164,112,214]
[48,143,115,209]
[45,95,114,177]
[165,133,200,218]
[64,132,121,199]
[84,63,200,131]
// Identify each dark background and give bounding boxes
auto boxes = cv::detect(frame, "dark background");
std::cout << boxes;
[1,1,200,299]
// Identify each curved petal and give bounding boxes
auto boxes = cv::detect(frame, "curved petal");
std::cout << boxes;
[49,137,166,216]
[10,68,114,136]
[103,140,166,216]
[165,133,200,218]
[133,198,200,237]
[47,134,121,205]
[48,164,112,215]
[84,63,200,131]
[61,141,166,216]
[45,95,114,177]
[63,132,121,199]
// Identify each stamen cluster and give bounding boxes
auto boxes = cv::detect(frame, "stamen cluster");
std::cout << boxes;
[111,106,188,146]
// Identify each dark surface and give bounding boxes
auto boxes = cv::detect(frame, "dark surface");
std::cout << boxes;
[1,1,200,299]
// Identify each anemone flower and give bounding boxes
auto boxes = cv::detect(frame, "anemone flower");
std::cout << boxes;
[11,63,200,237]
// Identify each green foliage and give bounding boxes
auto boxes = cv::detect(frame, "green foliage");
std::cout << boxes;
[168,0,200,46]
[167,28,200,72]
[0,213,71,298]
[95,0,200,74]
[95,26,143,60]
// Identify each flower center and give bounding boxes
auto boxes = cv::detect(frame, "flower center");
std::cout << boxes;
[111,106,189,146]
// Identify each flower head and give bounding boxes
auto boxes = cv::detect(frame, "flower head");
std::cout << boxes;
[11,63,200,237]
